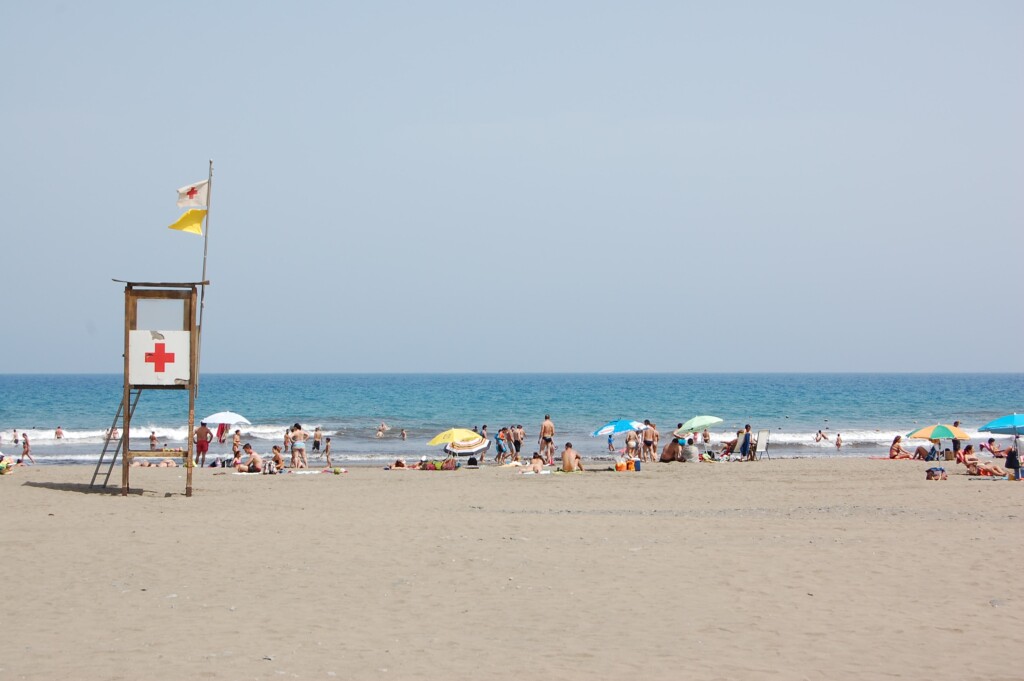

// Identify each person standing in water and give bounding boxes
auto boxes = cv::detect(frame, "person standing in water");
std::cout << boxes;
[539,415,555,466]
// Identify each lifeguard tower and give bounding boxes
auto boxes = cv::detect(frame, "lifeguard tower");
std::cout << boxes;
[90,280,208,496]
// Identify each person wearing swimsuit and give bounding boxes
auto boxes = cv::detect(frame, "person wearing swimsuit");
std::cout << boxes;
[291,423,308,468]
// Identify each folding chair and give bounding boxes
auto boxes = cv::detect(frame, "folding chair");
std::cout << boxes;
[754,430,770,460]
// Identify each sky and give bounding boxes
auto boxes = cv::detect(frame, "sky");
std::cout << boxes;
[1,1,1022,373]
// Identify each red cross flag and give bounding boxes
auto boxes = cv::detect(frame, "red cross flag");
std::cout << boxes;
[128,330,191,386]
[177,179,209,208]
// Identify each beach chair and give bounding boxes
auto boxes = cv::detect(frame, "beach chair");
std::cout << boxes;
[754,430,770,460]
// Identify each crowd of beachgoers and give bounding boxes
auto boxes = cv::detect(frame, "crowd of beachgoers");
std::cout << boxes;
[2,415,1020,480]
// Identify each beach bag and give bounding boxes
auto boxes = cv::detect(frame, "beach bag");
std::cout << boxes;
[1006,449,1020,470]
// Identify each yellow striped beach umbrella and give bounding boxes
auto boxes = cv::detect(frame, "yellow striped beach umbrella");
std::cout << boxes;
[427,428,481,446]
[906,424,970,441]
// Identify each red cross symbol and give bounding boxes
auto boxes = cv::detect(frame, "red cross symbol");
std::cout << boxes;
[186,186,198,199]
[144,343,176,372]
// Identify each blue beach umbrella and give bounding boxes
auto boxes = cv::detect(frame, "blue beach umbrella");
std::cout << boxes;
[979,414,1024,436]
[591,419,647,437]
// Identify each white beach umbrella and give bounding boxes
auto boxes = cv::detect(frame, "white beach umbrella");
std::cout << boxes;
[201,411,251,425]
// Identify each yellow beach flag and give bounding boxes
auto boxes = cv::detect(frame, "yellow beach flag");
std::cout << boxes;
[168,209,207,235]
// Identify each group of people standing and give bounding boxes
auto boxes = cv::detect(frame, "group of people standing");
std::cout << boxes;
[189,422,334,472]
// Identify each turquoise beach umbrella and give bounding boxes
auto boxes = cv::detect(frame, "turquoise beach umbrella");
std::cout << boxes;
[591,419,647,437]
[979,414,1024,436]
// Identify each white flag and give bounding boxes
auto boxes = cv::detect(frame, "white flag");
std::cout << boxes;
[176,179,209,208]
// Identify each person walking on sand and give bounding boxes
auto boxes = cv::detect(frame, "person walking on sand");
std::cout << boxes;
[323,437,333,468]
[312,427,322,454]
[232,429,242,456]
[539,415,555,466]
[21,433,34,464]
[194,422,213,467]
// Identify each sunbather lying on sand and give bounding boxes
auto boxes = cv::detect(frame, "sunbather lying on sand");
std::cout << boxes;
[131,458,179,467]
[520,452,545,474]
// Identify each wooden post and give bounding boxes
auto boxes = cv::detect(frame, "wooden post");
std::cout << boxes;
[122,285,132,496]
[186,285,197,497]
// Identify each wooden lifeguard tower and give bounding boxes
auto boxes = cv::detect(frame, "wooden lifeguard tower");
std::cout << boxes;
[90,280,208,496]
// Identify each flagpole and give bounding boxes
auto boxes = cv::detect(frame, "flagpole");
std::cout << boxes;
[196,159,213,394]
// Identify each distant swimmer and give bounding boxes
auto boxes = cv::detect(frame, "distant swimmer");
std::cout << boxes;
[55,426,64,439]
[814,430,831,443]
[835,434,843,450]
[400,429,407,441]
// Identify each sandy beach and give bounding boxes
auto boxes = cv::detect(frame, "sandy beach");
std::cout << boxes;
[2,458,1023,680]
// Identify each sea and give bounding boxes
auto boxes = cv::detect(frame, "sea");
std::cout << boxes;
[1,373,1021,466]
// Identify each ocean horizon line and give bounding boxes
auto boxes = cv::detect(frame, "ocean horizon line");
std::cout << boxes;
[2,370,1022,377]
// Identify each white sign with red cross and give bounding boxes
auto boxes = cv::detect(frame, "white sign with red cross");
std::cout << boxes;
[128,330,191,386]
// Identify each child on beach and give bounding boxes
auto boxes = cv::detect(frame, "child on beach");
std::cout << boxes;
[323,437,332,468]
